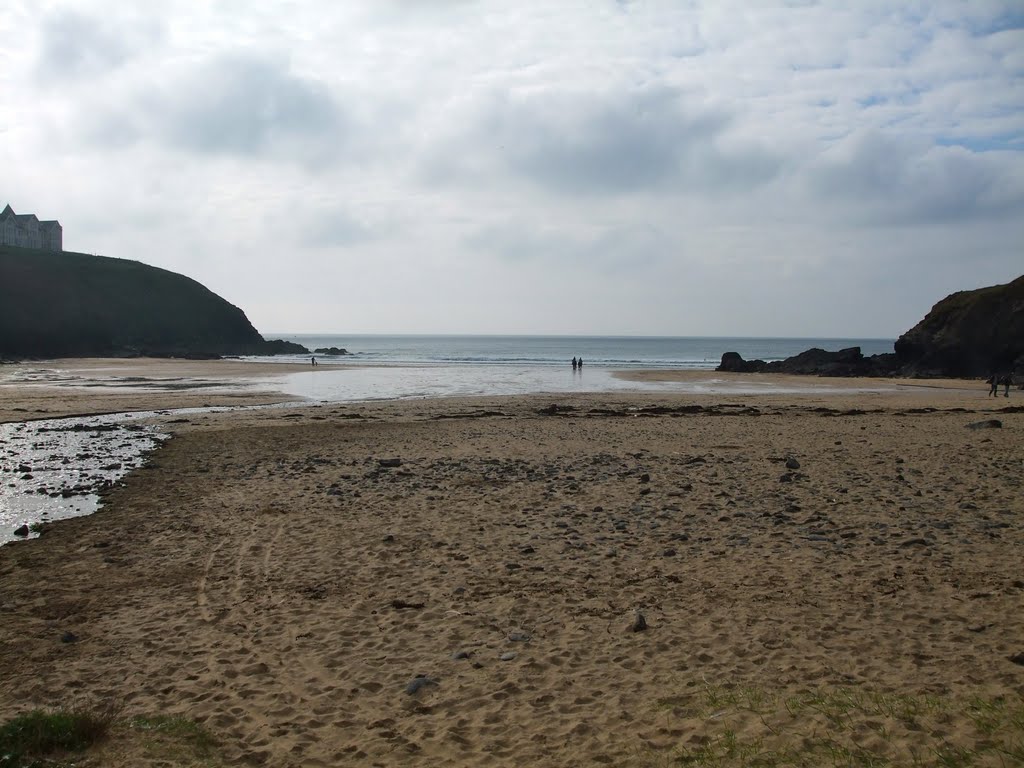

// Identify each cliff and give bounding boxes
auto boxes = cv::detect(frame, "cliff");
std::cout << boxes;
[0,245,308,360]
[893,274,1024,378]
[718,274,1024,379]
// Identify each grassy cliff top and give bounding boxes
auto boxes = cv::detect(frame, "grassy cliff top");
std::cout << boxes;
[0,245,267,359]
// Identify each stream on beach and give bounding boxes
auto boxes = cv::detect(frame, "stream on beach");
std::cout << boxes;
[0,413,170,545]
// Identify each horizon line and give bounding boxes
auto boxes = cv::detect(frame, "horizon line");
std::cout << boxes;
[262,332,898,341]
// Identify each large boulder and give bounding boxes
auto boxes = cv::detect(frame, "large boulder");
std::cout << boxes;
[716,351,767,373]
[894,275,1024,378]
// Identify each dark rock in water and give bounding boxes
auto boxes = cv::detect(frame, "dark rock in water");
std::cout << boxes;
[717,351,768,373]
[717,347,895,376]
[13,524,29,537]
[785,456,801,470]
[630,611,648,633]
[258,339,310,356]
[314,346,349,356]
[966,419,1002,430]
[405,676,438,695]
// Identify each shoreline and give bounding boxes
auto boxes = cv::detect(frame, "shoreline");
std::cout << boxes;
[0,357,325,423]
[0,389,1021,765]
[0,357,996,424]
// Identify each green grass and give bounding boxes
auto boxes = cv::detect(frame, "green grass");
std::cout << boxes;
[650,683,1024,767]
[127,715,220,763]
[0,707,222,768]
[0,705,115,767]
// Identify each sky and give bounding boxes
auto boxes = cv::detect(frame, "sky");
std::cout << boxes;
[1,1,1022,338]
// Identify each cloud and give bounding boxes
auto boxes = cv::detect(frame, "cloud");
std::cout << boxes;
[464,220,671,275]
[298,208,377,248]
[4,1,1022,337]
[808,130,1024,225]
[34,9,161,82]
[84,52,346,166]
[422,85,784,197]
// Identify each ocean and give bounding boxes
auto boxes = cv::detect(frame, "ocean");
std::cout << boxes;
[253,334,897,403]
[264,334,896,369]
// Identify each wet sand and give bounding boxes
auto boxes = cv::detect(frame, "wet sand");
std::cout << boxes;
[0,358,332,422]
[1,373,1022,766]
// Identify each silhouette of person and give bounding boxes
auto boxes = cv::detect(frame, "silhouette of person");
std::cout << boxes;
[577,356,583,369]
[988,373,998,397]
[1001,373,1012,397]
[572,357,578,370]
[311,356,317,367]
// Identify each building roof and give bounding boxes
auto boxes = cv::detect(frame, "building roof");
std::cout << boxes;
[1,205,60,227]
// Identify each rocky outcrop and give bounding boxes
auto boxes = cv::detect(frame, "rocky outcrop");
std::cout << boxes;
[718,347,899,377]
[768,347,898,377]
[314,347,349,356]
[717,275,1023,379]
[0,245,309,359]
[893,274,1024,378]
[717,351,767,373]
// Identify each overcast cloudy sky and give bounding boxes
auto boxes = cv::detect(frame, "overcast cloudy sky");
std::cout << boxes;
[2,2,1021,337]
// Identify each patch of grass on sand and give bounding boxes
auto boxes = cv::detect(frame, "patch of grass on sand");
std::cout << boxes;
[649,683,1024,767]
[0,707,224,768]
[126,715,221,764]
[0,704,116,767]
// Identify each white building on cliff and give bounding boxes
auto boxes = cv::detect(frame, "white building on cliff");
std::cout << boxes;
[0,204,63,251]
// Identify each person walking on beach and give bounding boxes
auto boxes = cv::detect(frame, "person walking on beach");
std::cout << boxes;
[988,373,998,397]
[572,357,578,371]
[577,356,583,369]
[1000,373,1012,397]
[311,356,317,367]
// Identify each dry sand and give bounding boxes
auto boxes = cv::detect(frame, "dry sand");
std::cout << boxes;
[1,369,1022,766]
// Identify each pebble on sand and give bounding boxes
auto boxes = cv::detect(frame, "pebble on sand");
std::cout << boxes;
[630,611,648,633]
[405,676,438,695]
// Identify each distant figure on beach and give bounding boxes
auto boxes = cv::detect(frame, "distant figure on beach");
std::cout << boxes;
[1000,374,1012,397]
[311,356,317,367]
[572,357,578,370]
[988,373,998,397]
[577,357,583,369]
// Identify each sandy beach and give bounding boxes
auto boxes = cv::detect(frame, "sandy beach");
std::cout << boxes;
[1,364,1022,766]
